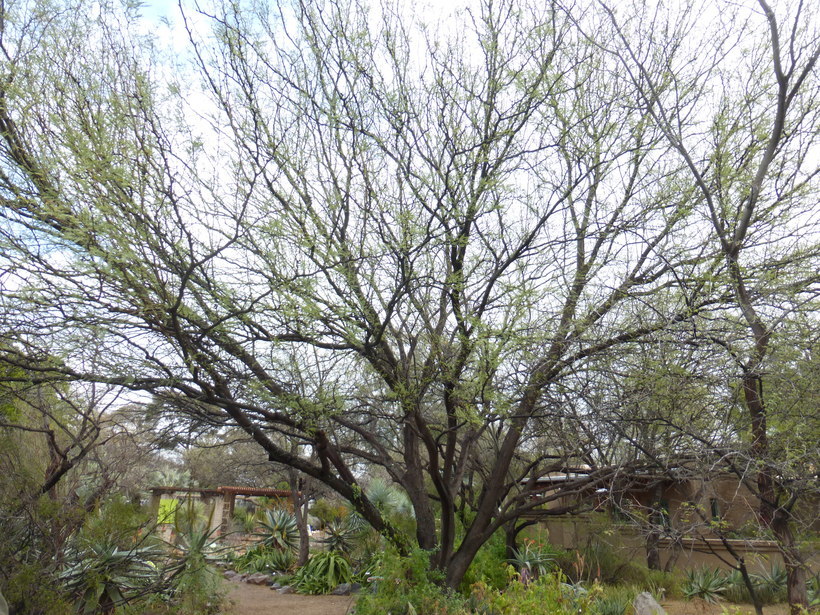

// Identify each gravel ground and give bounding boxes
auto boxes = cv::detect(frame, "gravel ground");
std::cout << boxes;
[224,580,356,615]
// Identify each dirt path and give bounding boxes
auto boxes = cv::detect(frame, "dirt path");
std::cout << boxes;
[661,600,788,615]
[223,580,356,615]
[222,580,790,615]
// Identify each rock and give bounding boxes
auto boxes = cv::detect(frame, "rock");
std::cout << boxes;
[223,570,241,581]
[633,592,666,615]
[277,585,295,594]
[350,582,362,594]
[270,582,281,589]
[246,573,272,585]
[331,583,352,595]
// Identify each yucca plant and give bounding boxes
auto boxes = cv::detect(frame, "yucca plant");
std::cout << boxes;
[257,509,299,552]
[682,567,727,603]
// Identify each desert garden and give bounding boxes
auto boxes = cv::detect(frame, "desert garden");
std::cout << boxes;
[0,0,818,613]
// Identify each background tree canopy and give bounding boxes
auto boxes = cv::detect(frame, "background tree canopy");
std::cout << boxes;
[0,0,817,591]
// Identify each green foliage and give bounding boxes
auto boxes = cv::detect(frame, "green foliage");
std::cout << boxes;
[354,549,468,615]
[508,539,558,582]
[165,521,225,615]
[157,499,179,524]
[59,537,164,614]
[323,518,361,554]
[232,506,258,533]
[81,496,149,546]
[468,573,598,615]
[1,562,73,615]
[172,499,210,535]
[460,530,509,593]
[233,545,295,573]
[722,566,787,605]
[556,541,665,588]
[310,498,349,528]
[808,575,819,609]
[593,585,639,615]
[682,567,727,603]
[257,508,299,551]
[293,551,353,594]
[267,548,297,573]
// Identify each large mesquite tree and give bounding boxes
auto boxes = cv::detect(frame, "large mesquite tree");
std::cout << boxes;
[0,0,815,588]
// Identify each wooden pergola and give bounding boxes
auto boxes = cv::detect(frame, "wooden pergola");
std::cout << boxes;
[149,485,295,536]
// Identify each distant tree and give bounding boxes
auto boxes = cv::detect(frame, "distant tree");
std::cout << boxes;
[597,1,819,610]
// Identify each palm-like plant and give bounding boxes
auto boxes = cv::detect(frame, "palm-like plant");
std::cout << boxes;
[257,508,299,551]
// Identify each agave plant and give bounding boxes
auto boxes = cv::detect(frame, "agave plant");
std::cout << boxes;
[266,548,296,572]
[60,538,163,615]
[322,518,361,554]
[508,540,556,583]
[257,508,299,551]
[166,522,225,614]
[682,567,727,603]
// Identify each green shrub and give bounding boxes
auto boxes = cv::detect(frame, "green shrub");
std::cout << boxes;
[310,498,350,528]
[354,549,469,615]
[267,548,297,572]
[2,562,72,615]
[460,531,509,593]
[644,568,682,599]
[232,506,258,534]
[808,575,819,609]
[469,573,598,615]
[294,551,353,594]
[593,585,639,615]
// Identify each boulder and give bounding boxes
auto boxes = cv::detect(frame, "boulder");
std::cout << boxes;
[633,592,666,615]
[246,573,272,585]
[223,570,241,581]
[331,583,352,595]
[277,585,296,594]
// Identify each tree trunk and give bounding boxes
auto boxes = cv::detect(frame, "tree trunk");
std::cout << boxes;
[772,511,808,615]
[289,471,311,567]
[645,483,664,570]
